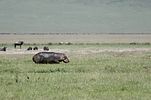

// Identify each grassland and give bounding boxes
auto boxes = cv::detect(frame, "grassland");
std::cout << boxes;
[0,43,151,100]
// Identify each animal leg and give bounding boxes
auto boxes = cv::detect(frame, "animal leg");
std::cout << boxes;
[53,59,60,64]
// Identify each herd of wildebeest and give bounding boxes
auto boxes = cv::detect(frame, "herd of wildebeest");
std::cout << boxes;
[0,41,70,64]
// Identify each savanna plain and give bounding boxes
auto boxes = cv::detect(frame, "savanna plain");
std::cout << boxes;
[0,34,151,100]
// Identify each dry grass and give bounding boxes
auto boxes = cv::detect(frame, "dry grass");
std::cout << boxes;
[0,34,151,44]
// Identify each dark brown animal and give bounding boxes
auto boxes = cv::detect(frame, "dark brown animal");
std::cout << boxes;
[33,47,38,50]
[32,52,70,64]
[43,46,49,51]
[0,47,7,51]
[14,41,24,49]
[27,47,32,50]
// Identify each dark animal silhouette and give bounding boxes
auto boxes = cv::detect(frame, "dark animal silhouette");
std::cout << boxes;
[27,47,32,50]
[14,41,24,49]
[43,46,49,51]
[0,47,7,51]
[33,47,38,50]
[32,52,70,64]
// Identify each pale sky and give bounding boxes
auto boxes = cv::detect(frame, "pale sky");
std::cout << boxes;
[0,0,151,33]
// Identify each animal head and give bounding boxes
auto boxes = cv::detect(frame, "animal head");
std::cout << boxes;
[20,41,24,44]
[62,55,70,63]
[54,53,70,63]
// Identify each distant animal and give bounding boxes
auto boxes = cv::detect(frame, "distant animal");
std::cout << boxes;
[32,52,70,64]
[43,46,49,51]
[0,47,7,51]
[33,47,38,50]
[59,42,64,45]
[27,47,32,50]
[14,41,24,49]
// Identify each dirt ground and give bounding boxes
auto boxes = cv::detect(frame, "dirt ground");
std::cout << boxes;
[0,48,151,55]
[1,34,151,44]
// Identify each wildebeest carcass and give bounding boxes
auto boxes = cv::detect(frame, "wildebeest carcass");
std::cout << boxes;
[32,52,70,64]
[27,47,32,50]
[0,47,7,51]
[33,47,38,50]
[14,41,24,49]
[43,46,49,51]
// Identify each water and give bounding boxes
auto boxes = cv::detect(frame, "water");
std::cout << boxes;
[0,0,151,33]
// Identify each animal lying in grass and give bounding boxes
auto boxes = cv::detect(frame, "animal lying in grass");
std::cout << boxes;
[33,47,38,50]
[0,47,7,51]
[32,52,70,64]
[43,46,49,51]
[27,47,32,50]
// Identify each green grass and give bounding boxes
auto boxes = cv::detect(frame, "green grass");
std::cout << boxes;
[0,47,151,100]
